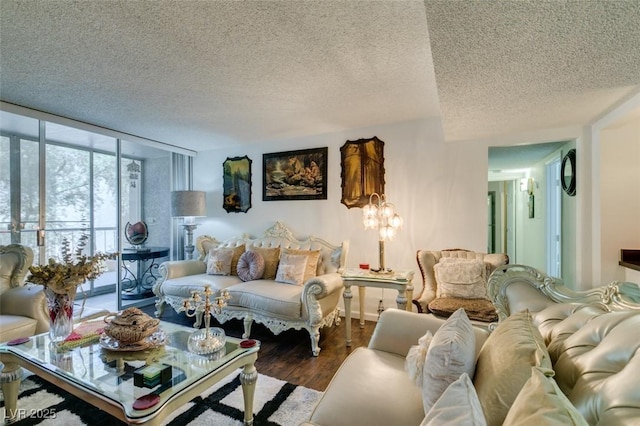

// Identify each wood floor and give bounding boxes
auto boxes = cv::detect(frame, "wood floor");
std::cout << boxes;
[142,306,376,391]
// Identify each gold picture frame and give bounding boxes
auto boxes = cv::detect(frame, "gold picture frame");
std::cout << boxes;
[340,137,385,208]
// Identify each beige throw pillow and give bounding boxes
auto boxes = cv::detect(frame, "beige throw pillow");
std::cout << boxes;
[434,258,488,300]
[422,308,477,414]
[282,248,321,283]
[206,248,233,275]
[473,310,552,426]
[247,246,280,279]
[420,373,487,426]
[275,253,308,285]
[503,367,587,426]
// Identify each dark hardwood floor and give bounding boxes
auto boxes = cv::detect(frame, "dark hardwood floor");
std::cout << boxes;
[142,305,376,391]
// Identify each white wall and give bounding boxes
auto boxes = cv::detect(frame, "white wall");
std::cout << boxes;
[193,118,489,320]
[600,116,640,283]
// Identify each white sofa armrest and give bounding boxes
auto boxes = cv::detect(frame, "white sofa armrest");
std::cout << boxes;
[159,260,206,280]
[1,284,49,334]
[368,308,489,358]
[302,272,343,300]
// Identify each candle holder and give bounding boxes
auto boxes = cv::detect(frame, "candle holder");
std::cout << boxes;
[183,285,231,356]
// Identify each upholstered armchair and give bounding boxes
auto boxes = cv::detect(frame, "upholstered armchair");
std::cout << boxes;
[412,249,508,322]
[0,244,49,342]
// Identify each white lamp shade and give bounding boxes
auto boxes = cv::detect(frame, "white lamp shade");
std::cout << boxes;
[171,191,206,217]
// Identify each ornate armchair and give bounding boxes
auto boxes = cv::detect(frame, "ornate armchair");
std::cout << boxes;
[0,244,49,342]
[412,249,509,322]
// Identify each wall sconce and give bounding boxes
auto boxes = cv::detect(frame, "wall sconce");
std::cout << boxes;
[171,190,206,259]
[362,193,403,273]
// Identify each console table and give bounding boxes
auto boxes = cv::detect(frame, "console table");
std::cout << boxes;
[341,268,414,346]
[121,247,169,300]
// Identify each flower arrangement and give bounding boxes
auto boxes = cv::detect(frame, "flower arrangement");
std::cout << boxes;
[27,234,118,297]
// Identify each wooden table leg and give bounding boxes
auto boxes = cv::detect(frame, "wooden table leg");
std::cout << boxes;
[343,283,353,346]
[1,361,23,423]
[240,362,258,426]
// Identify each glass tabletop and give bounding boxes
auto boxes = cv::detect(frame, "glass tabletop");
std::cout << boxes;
[0,320,259,420]
[342,268,414,283]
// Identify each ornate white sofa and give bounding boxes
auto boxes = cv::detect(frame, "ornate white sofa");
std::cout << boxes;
[304,265,640,425]
[153,222,349,356]
[0,244,49,343]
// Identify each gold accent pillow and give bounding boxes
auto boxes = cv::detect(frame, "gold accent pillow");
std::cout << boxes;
[229,245,245,276]
[247,246,280,280]
[503,367,587,426]
[474,310,552,426]
[282,248,321,283]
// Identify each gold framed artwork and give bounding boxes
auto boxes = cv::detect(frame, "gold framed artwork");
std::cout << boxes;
[223,156,252,213]
[263,147,328,201]
[340,136,385,208]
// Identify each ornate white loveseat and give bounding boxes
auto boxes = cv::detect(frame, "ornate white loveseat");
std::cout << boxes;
[304,265,640,425]
[153,222,349,356]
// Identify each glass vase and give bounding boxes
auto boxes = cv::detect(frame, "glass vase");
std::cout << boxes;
[45,287,74,343]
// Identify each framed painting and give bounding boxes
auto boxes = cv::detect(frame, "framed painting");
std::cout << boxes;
[340,136,385,208]
[263,147,328,201]
[223,156,252,213]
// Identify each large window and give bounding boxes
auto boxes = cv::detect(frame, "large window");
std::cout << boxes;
[1,108,173,307]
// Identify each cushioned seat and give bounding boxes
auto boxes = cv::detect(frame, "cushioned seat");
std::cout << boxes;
[227,280,303,319]
[427,297,498,322]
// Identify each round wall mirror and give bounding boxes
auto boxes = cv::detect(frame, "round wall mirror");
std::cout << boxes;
[561,149,576,196]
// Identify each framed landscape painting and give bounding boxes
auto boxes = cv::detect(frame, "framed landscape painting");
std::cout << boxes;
[263,147,328,201]
[223,156,252,213]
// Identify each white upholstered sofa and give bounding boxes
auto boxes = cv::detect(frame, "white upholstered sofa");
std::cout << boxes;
[304,264,640,425]
[153,222,348,356]
[0,244,49,343]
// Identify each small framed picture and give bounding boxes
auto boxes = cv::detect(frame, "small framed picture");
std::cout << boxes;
[263,147,328,201]
[223,156,252,213]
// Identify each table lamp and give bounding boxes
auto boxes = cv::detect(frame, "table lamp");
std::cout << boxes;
[362,193,402,273]
[171,190,206,259]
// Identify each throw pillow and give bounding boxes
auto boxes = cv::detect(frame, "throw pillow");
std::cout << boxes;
[473,310,552,426]
[405,330,433,387]
[433,258,489,300]
[422,308,476,414]
[206,248,233,275]
[503,367,588,426]
[275,253,308,285]
[229,244,245,276]
[420,373,487,426]
[247,246,280,280]
[282,248,321,283]
[236,250,265,282]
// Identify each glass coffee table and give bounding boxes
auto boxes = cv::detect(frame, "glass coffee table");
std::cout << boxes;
[0,320,260,425]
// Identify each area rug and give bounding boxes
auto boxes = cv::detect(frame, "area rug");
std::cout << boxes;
[0,370,322,425]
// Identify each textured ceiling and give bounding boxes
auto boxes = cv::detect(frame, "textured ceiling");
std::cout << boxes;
[0,1,639,152]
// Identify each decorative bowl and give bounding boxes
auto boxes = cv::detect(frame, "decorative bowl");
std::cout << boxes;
[103,307,160,345]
